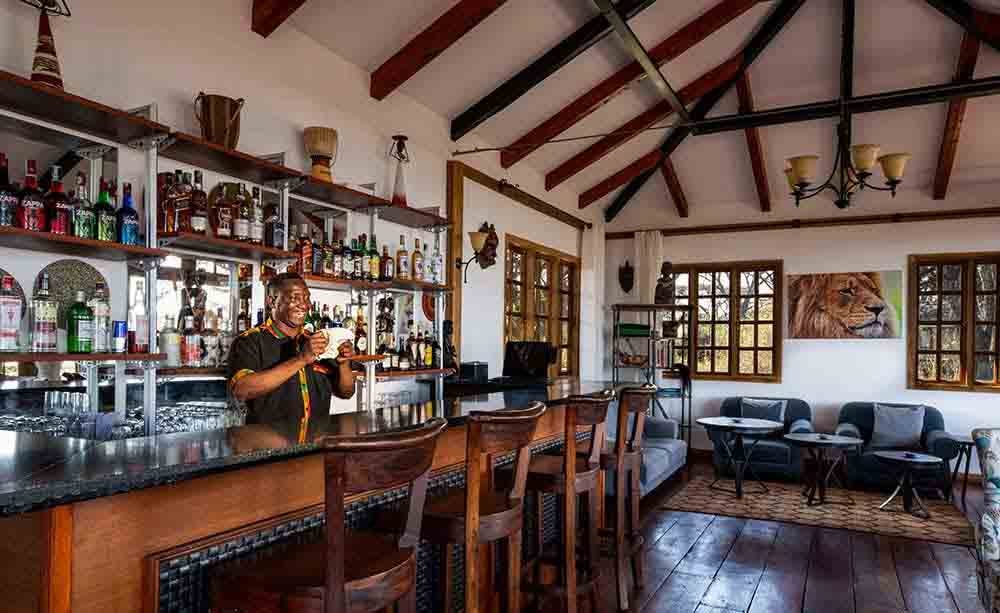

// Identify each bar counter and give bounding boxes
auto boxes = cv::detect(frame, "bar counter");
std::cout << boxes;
[0,379,610,613]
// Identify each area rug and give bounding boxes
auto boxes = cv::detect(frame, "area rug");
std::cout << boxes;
[663,475,974,546]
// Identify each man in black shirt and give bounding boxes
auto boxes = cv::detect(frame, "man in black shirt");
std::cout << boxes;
[228,273,355,438]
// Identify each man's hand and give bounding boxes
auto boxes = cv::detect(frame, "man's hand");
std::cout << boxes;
[334,341,354,364]
[300,331,330,364]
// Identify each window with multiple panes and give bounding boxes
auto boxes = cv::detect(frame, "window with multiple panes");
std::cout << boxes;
[658,261,781,381]
[910,254,1000,391]
[503,236,580,377]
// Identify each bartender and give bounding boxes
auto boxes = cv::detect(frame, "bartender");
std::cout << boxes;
[228,272,356,437]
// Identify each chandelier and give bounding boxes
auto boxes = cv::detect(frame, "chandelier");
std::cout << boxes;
[784,117,911,210]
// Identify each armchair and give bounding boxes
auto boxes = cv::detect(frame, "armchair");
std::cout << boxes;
[974,428,1000,611]
[835,402,959,492]
[710,397,814,481]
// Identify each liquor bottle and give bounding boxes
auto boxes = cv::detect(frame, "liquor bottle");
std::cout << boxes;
[237,300,251,334]
[398,337,411,371]
[44,165,73,236]
[352,238,365,280]
[412,237,424,282]
[380,245,395,281]
[213,183,234,239]
[423,330,434,368]
[94,179,116,242]
[129,280,150,353]
[322,234,334,276]
[0,153,17,227]
[88,281,111,353]
[181,315,202,367]
[256,308,264,327]
[332,305,344,328]
[342,239,354,280]
[201,310,220,367]
[158,171,179,235]
[0,275,21,352]
[367,235,379,281]
[396,235,410,280]
[332,239,344,278]
[71,172,95,239]
[189,171,209,235]
[406,330,415,366]
[303,302,316,334]
[249,187,265,245]
[354,309,368,354]
[17,160,46,232]
[178,294,194,332]
[430,332,441,368]
[264,194,284,248]
[67,290,94,354]
[431,233,444,285]
[312,230,325,275]
[217,306,234,365]
[233,183,251,242]
[116,183,140,245]
[161,315,181,367]
[29,272,57,352]
[389,341,400,370]
[415,329,426,368]
[320,304,333,330]
[297,225,313,275]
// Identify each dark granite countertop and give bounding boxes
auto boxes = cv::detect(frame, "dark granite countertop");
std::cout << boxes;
[0,380,612,516]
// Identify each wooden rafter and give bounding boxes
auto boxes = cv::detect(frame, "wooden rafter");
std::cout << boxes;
[735,72,771,212]
[600,0,806,220]
[251,0,307,38]
[550,56,740,193]
[370,0,508,100]
[932,32,981,200]
[659,159,689,218]
[501,0,760,169]
[449,0,659,141]
[924,0,1000,53]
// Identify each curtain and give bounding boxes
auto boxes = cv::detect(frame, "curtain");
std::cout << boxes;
[633,230,663,304]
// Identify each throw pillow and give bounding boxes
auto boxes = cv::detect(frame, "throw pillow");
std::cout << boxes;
[871,403,925,449]
[739,398,787,423]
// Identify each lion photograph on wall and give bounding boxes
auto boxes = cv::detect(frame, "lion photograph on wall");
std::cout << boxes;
[788,271,902,339]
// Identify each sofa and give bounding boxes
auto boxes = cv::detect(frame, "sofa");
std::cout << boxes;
[710,397,814,481]
[835,402,959,492]
[973,428,1000,611]
[603,400,688,497]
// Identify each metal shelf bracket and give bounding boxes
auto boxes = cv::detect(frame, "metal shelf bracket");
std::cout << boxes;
[265,176,306,192]
[73,144,114,160]
[127,133,174,152]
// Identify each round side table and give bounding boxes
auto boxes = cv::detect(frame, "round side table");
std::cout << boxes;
[784,432,863,507]
[874,450,943,519]
[698,416,784,499]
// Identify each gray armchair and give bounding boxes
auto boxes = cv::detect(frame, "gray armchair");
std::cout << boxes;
[711,397,814,481]
[835,402,959,492]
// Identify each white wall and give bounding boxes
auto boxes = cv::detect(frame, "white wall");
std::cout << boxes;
[0,0,605,378]
[606,218,1000,470]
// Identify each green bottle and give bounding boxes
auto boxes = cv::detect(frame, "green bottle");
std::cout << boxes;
[67,290,94,354]
[94,179,117,242]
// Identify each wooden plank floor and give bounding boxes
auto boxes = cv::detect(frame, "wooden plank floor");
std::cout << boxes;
[580,462,987,613]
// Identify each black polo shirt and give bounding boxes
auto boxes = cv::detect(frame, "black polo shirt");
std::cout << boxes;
[227,319,345,440]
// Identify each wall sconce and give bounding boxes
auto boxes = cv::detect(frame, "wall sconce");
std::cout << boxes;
[455,222,497,283]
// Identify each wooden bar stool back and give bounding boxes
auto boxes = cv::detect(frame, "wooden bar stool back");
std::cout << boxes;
[420,401,547,613]
[522,389,615,613]
[605,384,657,612]
[209,417,447,613]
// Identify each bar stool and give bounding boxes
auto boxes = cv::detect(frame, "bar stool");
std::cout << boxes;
[415,402,547,613]
[208,417,448,613]
[600,385,657,612]
[512,389,615,613]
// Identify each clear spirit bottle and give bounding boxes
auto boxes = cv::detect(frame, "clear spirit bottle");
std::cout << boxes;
[88,281,111,353]
[30,272,57,352]
[0,275,21,351]
[128,280,149,353]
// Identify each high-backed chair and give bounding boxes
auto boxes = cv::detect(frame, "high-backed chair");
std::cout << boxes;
[209,417,447,613]
[711,397,814,481]
[974,428,1000,612]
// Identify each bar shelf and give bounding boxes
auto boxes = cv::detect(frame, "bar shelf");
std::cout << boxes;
[0,352,165,363]
[154,367,227,377]
[365,368,453,381]
[364,204,450,230]
[159,232,296,262]
[0,226,167,262]
[160,132,301,186]
[298,273,390,292]
[292,176,389,210]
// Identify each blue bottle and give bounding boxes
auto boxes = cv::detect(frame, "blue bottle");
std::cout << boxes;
[116,182,140,245]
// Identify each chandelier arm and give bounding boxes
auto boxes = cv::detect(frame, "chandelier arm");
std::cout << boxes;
[858,180,895,193]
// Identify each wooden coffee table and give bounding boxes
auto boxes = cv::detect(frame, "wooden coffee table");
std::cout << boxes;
[784,432,863,507]
[698,416,784,499]
[874,450,943,519]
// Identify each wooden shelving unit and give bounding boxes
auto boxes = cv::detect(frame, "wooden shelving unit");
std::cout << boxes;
[0,352,165,363]
[293,176,389,210]
[367,204,449,230]
[0,226,168,262]
[296,273,448,294]
[159,232,296,262]
[388,278,450,293]
[160,132,301,185]
[155,367,226,377]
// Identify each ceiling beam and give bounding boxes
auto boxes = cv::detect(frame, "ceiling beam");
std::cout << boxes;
[735,72,771,212]
[370,0,508,100]
[933,31,981,200]
[549,56,740,192]
[251,0,307,38]
[601,0,806,221]
[659,159,689,217]
[924,0,1000,53]
[449,0,659,141]
[500,0,760,169]
[593,0,690,123]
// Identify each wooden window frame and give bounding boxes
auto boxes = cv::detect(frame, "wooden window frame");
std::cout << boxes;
[665,260,783,383]
[505,234,581,379]
[504,244,527,343]
[908,252,1000,393]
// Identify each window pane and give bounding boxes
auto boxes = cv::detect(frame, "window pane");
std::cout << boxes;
[535,289,548,316]
[697,324,712,347]
[510,284,522,313]
[559,348,569,373]
[740,271,755,294]
[714,323,729,347]
[509,250,523,281]
[758,270,775,295]
[698,273,713,295]
[739,350,755,374]
[714,349,729,373]
[714,298,730,321]
[942,264,962,291]
[561,321,570,344]
[739,324,755,347]
[696,350,712,372]
[919,266,938,292]
[977,295,996,322]
[698,298,711,320]
[919,295,939,321]
[560,264,571,291]
[918,325,937,351]
[675,273,689,297]
[757,351,773,375]
[507,316,523,341]
[534,319,547,342]
[917,354,937,381]
[978,264,997,292]
[941,325,961,351]
[976,325,996,352]
[673,348,687,366]
[537,259,550,287]
[740,297,756,321]
[976,354,996,383]
[560,296,570,318]
[714,272,730,295]
[758,324,773,348]
[940,354,961,382]
[758,297,774,321]
[941,295,962,321]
